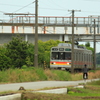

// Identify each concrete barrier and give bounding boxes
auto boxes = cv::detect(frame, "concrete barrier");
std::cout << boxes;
[0,93,21,100]
[34,88,67,94]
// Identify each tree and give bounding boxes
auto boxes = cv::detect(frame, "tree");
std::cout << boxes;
[6,35,29,68]
[38,40,63,67]
[0,46,11,70]
[1,37,64,69]
[85,42,90,47]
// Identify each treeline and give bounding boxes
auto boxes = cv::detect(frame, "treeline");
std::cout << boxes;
[0,35,63,70]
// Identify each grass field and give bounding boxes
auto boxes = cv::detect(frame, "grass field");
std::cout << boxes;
[0,68,100,83]
[0,68,100,100]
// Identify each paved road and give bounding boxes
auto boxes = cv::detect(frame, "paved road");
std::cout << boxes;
[0,79,99,92]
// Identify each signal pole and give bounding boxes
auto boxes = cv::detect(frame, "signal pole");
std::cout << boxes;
[34,0,38,67]
[68,10,81,73]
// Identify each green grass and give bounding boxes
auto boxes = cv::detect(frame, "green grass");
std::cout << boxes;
[21,83,100,100]
[0,68,100,84]
[0,68,100,100]
[67,80,100,100]
[0,68,72,83]
[51,70,72,81]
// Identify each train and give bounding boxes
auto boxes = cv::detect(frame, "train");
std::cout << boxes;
[50,43,93,71]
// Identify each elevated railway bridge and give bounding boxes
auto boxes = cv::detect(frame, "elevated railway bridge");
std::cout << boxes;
[0,15,100,44]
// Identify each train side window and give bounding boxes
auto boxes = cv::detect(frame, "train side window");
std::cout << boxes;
[86,54,87,61]
[78,52,79,61]
[76,52,78,61]
[74,52,76,61]
[85,54,86,61]
[82,53,83,61]
[79,53,80,61]
[87,54,88,61]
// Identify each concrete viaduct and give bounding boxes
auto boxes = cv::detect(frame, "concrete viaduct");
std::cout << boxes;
[0,15,100,44]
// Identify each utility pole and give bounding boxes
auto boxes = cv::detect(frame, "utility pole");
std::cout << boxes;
[93,19,96,70]
[71,10,74,73]
[68,10,81,73]
[34,0,38,67]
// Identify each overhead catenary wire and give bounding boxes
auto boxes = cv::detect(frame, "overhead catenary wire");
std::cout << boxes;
[13,1,35,13]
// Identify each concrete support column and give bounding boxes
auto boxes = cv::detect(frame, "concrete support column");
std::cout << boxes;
[2,25,3,33]
[32,27,34,33]
[53,27,55,34]
[65,27,67,34]
[22,25,24,33]
[16,26,18,33]
[12,26,15,33]
[25,34,28,42]
[44,26,46,34]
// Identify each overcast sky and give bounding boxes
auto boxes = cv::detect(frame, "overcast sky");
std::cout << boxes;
[0,0,100,52]
[0,0,100,16]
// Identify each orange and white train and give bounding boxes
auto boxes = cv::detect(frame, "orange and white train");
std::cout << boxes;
[50,43,93,71]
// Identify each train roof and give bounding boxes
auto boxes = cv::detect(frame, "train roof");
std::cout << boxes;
[58,43,86,49]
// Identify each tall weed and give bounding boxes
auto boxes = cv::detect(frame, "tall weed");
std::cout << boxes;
[34,68,47,80]
[51,70,71,81]
[0,68,100,83]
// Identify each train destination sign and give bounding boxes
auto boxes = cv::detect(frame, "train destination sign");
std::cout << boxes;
[59,48,64,51]
[65,48,71,51]
[52,48,58,51]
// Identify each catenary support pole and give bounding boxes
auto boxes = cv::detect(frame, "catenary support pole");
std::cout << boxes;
[93,19,96,70]
[34,0,38,67]
[68,10,81,73]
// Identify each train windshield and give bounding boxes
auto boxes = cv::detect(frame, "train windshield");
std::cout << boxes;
[51,52,71,60]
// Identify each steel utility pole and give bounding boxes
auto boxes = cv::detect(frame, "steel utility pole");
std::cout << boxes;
[34,0,38,67]
[68,10,81,73]
[93,19,96,70]
[71,10,74,73]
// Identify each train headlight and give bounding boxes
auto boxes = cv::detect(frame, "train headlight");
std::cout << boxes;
[51,62,56,64]
[67,62,69,65]
[53,62,56,64]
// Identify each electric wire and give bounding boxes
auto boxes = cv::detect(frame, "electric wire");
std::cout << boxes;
[13,1,35,13]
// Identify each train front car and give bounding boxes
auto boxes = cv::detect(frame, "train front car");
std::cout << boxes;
[50,43,93,71]
[50,43,71,70]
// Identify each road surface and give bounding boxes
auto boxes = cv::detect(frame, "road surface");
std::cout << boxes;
[0,79,99,92]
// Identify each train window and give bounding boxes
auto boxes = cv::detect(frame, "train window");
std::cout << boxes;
[59,52,65,60]
[51,52,65,60]
[51,52,71,60]
[74,52,76,61]
[78,53,80,61]
[65,52,71,60]
[82,53,83,61]
[77,52,79,61]
[51,52,59,60]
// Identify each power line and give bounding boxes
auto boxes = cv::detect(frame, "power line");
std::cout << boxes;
[14,1,35,13]
[39,7,67,11]
[83,11,100,14]
[48,0,67,9]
